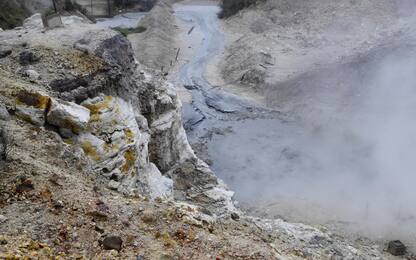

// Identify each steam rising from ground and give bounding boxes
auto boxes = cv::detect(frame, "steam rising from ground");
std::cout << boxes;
[209,47,416,239]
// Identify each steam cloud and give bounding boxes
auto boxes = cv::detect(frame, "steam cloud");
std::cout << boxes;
[209,46,416,239]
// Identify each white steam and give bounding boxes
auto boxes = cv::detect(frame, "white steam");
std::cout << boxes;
[209,48,416,240]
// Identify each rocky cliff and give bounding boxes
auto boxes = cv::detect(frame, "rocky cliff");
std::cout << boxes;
[0,14,242,259]
[0,13,233,209]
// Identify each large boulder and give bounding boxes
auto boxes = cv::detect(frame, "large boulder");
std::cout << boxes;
[46,98,90,137]
[22,13,44,30]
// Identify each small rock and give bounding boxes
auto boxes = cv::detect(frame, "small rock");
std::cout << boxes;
[136,255,145,260]
[0,214,8,223]
[102,235,123,251]
[0,49,12,59]
[107,180,120,191]
[15,179,34,193]
[0,104,10,121]
[387,240,406,256]
[22,69,40,81]
[88,210,108,220]
[48,173,63,186]
[231,212,240,221]
[94,225,105,233]
[19,50,39,66]
[0,236,7,245]
[53,200,64,209]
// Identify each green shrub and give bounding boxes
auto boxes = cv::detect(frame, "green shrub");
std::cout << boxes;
[218,0,264,19]
[64,0,76,11]
[113,26,147,36]
[113,0,156,11]
[0,0,30,29]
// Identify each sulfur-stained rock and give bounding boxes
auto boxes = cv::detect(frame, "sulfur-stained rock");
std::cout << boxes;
[15,90,50,126]
[76,133,105,162]
[47,98,90,137]
[79,95,148,189]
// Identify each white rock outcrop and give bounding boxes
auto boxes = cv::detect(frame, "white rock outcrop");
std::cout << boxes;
[47,98,90,137]
[73,94,173,198]
[22,13,44,30]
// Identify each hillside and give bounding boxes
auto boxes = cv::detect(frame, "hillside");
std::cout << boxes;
[219,0,416,105]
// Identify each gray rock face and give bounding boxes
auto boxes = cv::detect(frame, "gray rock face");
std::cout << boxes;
[144,82,195,172]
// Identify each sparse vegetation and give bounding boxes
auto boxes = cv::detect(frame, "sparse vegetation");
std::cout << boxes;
[113,26,147,36]
[64,0,76,11]
[218,0,264,19]
[0,0,29,29]
[63,0,90,17]
[114,0,156,12]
